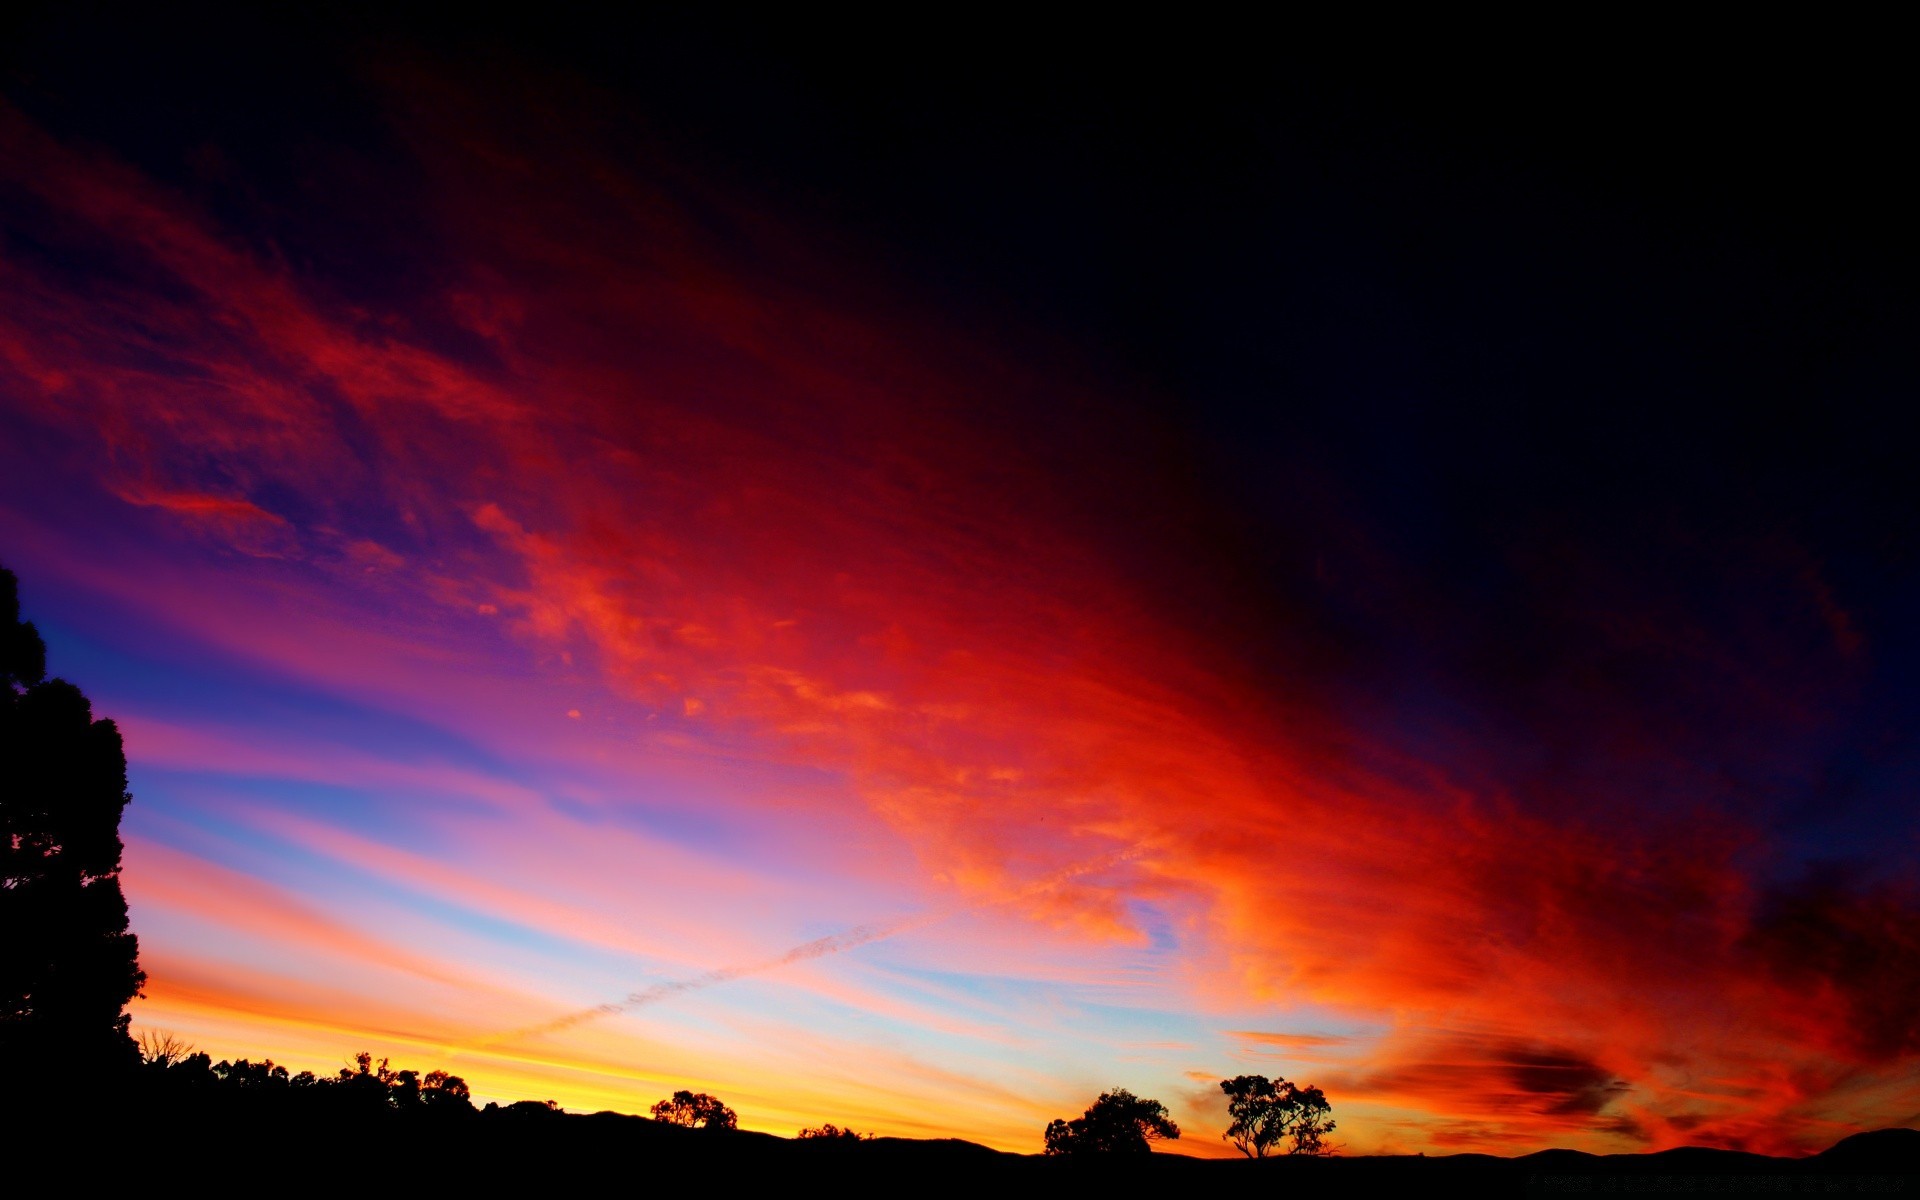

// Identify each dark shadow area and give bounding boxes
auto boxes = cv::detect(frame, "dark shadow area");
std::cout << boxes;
[5,1072,1916,1195]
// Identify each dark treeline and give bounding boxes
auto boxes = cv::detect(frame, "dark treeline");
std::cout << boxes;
[132,1037,487,1116]
[18,1067,1917,1195]
[43,1026,1920,1193]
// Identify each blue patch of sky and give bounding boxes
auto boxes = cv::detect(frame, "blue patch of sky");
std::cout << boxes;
[573,754,854,835]
[1122,898,1181,952]
[541,788,754,857]
[37,609,537,781]
[126,773,469,848]
[853,957,1156,1031]
[34,578,905,898]
[126,796,666,976]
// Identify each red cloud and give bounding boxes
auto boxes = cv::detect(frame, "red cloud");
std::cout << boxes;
[3,80,1915,1157]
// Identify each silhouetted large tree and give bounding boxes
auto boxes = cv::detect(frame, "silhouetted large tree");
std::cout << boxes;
[0,566,145,1085]
[1043,1088,1180,1156]
[650,1089,737,1130]
[1220,1074,1336,1157]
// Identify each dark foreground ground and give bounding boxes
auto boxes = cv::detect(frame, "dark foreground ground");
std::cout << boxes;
[10,1099,1916,1196]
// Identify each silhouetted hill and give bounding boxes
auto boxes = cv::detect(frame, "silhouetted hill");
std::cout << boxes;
[1814,1128,1920,1170]
[6,1079,1911,1194]
[1515,1144,1792,1175]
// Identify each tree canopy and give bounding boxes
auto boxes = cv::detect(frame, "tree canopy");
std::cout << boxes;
[135,1039,476,1115]
[650,1090,737,1130]
[1220,1074,1336,1157]
[797,1123,868,1141]
[1043,1088,1180,1156]
[794,1121,871,1136]
[0,565,145,1085]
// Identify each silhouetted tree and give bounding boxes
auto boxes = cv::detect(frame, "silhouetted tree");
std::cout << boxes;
[421,1069,475,1113]
[650,1089,737,1130]
[1285,1083,1336,1155]
[160,1051,217,1090]
[214,1057,293,1089]
[1220,1074,1336,1157]
[798,1122,869,1141]
[338,1051,399,1110]
[1042,1088,1180,1156]
[0,566,145,1086]
[390,1068,424,1107]
[137,1028,194,1069]
[318,1050,474,1113]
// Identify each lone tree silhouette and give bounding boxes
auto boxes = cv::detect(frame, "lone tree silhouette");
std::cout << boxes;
[650,1089,737,1130]
[1220,1074,1336,1157]
[1043,1088,1180,1156]
[0,566,145,1087]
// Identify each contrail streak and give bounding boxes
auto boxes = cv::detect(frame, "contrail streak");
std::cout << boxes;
[454,844,1146,1054]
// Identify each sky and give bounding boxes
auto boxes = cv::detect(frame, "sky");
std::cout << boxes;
[3,11,1918,1156]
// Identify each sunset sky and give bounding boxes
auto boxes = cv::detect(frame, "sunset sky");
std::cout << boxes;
[3,13,1916,1156]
